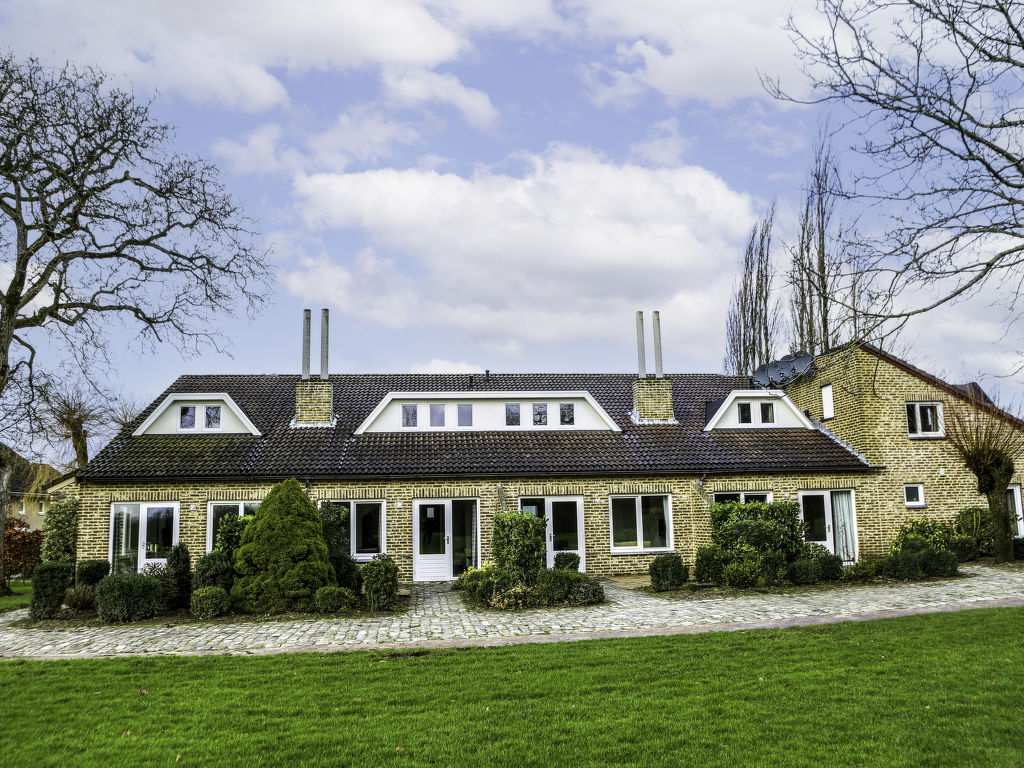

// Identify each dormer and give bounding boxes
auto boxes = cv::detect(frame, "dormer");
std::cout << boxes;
[703,390,813,431]
[132,393,260,436]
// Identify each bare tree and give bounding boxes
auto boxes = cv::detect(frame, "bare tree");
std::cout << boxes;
[37,381,112,470]
[944,394,1024,563]
[769,1,1024,358]
[0,55,270,591]
[724,204,781,375]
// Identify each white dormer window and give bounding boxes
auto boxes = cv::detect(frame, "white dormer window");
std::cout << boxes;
[402,404,418,428]
[760,402,774,424]
[458,404,473,427]
[179,406,195,429]
[430,404,445,427]
[560,403,575,425]
[533,403,548,425]
[133,393,261,437]
[205,405,221,430]
[738,402,752,424]
[506,403,521,426]
[179,404,223,432]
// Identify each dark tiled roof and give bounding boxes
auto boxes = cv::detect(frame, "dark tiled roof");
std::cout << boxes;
[80,373,870,482]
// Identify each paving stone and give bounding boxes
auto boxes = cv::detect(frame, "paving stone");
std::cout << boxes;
[1,565,1022,659]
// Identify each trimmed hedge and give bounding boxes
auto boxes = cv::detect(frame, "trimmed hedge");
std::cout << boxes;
[190,586,230,619]
[40,497,79,563]
[694,545,732,584]
[553,552,581,572]
[30,561,74,619]
[193,551,234,592]
[890,519,955,554]
[94,573,163,622]
[362,554,399,612]
[948,534,978,562]
[649,552,688,591]
[711,501,806,560]
[458,565,604,608]
[76,559,110,587]
[881,550,923,581]
[314,586,359,613]
[722,559,758,588]
[492,512,546,585]
[921,548,959,578]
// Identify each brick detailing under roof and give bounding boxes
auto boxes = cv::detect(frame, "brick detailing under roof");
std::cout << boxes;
[80,372,871,481]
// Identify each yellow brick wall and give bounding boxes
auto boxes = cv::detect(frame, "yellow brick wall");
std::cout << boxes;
[71,469,882,581]
[633,379,675,421]
[785,346,1023,550]
[295,380,334,423]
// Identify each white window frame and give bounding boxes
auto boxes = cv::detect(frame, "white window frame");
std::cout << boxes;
[737,402,753,424]
[559,402,575,426]
[429,403,446,428]
[608,494,674,554]
[348,499,387,562]
[759,402,775,424]
[821,384,835,420]
[505,402,521,426]
[206,500,260,552]
[797,489,859,562]
[401,404,418,428]
[903,484,926,509]
[532,402,548,426]
[712,491,774,504]
[108,501,180,570]
[906,401,945,438]
[176,403,224,433]
[457,403,473,428]
[1007,484,1023,538]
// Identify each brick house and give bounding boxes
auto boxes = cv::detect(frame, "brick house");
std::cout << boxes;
[62,311,1023,582]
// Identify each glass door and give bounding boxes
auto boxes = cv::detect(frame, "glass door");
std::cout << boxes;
[110,502,178,573]
[798,493,834,553]
[519,497,585,571]
[414,501,450,581]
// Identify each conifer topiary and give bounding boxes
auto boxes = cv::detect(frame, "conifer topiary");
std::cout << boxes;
[230,478,334,614]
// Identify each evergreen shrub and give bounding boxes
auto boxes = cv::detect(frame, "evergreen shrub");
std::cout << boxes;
[553,552,581,572]
[649,552,688,591]
[786,557,821,585]
[843,558,880,582]
[948,534,978,562]
[694,545,732,584]
[921,548,959,578]
[314,585,358,613]
[492,512,546,585]
[30,561,74,619]
[166,542,192,610]
[193,551,234,592]
[190,586,230,619]
[41,497,79,563]
[362,554,399,611]
[94,573,162,622]
[722,559,758,588]
[76,559,110,587]
[231,478,334,614]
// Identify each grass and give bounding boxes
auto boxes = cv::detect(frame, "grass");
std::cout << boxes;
[0,580,31,613]
[2,607,1023,767]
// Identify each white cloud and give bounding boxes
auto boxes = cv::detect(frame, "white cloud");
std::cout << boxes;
[628,118,689,166]
[213,124,300,174]
[282,144,755,366]
[307,106,420,169]
[409,358,485,373]
[382,69,499,129]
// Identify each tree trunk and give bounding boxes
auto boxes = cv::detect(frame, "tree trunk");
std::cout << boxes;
[0,457,12,595]
[987,459,1016,564]
[69,421,89,468]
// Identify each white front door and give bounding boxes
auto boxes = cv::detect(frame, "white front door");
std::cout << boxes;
[520,496,585,571]
[798,492,835,553]
[414,501,451,581]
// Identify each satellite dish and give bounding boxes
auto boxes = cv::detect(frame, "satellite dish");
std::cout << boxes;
[791,351,814,377]
[766,360,784,386]
[753,364,770,388]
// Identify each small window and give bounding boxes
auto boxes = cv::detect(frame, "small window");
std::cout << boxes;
[760,402,774,424]
[506,403,521,426]
[353,502,383,555]
[205,405,221,430]
[458,403,473,427]
[822,384,835,420]
[904,484,925,508]
[533,403,548,426]
[179,405,196,429]
[610,495,671,551]
[714,492,771,504]
[713,493,741,503]
[401,404,417,428]
[737,402,752,424]
[907,402,943,437]
[560,403,575,426]
[430,403,445,427]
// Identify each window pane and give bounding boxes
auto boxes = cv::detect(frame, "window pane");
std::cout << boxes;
[179,406,195,429]
[905,485,921,504]
[205,405,221,429]
[402,404,417,427]
[418,503,445,555]
[145,505,175,560]
[520,497,544,518]
[112,503,140,573]
[822,384,835,419]
[551,501,579,551]
[801,495,828,542]
[210,503,239,548]
[560,403,575,425]
[906,403,918,434]
[744,493,769,503]
[738,403,752,423]
[354,502,381,554]
[533,403,547,425]
[452,499,477,577]
[920,405,937,433]
[641,495,668,548]
[458,403,473,426]
[611,497,638,547]
[505,403,520,426]
[242,502,259,516]
[430,404,445,427]
[714,493,741,503]
[760,402,774,423]
[1008,489,1018,515]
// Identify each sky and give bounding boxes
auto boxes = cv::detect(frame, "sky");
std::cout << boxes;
[1,0,1020,409]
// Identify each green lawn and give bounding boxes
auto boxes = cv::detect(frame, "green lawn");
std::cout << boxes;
[0,580,31,613]
[2,608,1023,767]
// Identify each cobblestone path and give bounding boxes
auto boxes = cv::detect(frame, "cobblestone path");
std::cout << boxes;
[1,565,1021,659]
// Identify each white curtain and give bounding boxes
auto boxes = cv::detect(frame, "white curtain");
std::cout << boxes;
[830,491,857,563]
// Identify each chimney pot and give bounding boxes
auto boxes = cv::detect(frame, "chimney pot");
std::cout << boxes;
[636,311,647,379]
[653,310,664,379]
[320,308,329,381]
[301,309,311,380]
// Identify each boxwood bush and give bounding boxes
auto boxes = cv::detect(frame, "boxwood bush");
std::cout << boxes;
[694,545,732,584]
[921,548,959,577]
[492,512,546,585]
[362,554,399,611]
[843,558,880,582]
[881,550,924,580]
[649,552,688,591]
[890,519,955,554]
[948,534,978,562]
[190,586,230,619]
[30,561,74,619]
[94,573,163,622]
[314,585,359,613]
[165,542,192,610]
[722,559,758,588]
[786,557,821,585]
[76,559,110,587]
[553,552,581,572]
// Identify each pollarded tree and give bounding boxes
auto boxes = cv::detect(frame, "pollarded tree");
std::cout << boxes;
[944,394,1024,563]
[231,478,334,614]
[0,55,269,592]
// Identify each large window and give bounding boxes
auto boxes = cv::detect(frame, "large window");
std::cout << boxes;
[609,495,671,552]
[533,403,548,425]
[559,403,575,425]
[906,402,944,437]
[206,500,259,551]
[110,502,179,573]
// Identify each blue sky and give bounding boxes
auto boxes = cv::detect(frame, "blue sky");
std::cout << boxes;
[1,0,1019,408]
